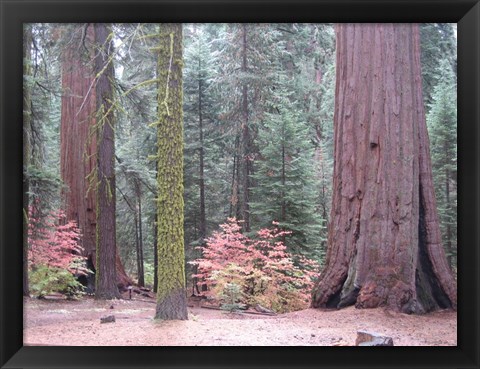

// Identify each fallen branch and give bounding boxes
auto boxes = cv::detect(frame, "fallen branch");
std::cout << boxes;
[199,305,276,317]
[130,298,157,304]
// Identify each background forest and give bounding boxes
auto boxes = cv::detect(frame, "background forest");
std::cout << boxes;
[24,23,457,310]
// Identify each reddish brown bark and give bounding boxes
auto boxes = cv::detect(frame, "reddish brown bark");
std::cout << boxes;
[94,23,121,300]
[60,24,97,259]
[59,24,131,290]
[311,24,456,313]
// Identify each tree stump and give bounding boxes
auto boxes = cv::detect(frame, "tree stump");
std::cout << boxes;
[100,315,116,324]
[356,330,394,346]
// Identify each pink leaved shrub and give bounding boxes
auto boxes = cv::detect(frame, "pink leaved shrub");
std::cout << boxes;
[28,207,86,274]
[190,218,319,313]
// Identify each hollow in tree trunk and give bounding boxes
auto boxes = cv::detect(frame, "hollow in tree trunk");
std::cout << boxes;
[311,24,457,313]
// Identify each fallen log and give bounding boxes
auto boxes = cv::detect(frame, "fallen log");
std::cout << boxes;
[131,298,157,304]
[200,304,276,316]
[41,293,67,300]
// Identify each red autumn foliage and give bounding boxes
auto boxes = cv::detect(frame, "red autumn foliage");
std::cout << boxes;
[28,207,87,274]
[191,218,319,312]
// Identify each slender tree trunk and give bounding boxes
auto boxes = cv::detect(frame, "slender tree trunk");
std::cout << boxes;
[134,210,141,284]
[235,148,241,220]
[153,218,158,293]
[312,24,456,313]
[444,140,453,268]
[229,137,240,218]
[136,180,145,287]
[94,23,120,300]
[198,67,206,244]
[314,130,329,230]
[23,25,32,297]
[117,184,142,290]
[59,24,131,290]
[281,122,287,245]
[154,23,188,320]
[240,24,251,232]
[197,45,207,293]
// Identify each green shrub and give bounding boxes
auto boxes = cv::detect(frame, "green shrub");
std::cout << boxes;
[219,282,244,312]
[29,265,85,299]
[143,262,155,288]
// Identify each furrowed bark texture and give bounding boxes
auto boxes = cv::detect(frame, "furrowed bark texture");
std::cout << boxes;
[311,24,456,313]
[155,23,188,320]
[94,23,120,300]
[59,24,131,289]
[60,24,98,261]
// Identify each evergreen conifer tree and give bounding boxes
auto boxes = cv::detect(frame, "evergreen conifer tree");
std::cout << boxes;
[426,58,457,271]
[250,73,325,262]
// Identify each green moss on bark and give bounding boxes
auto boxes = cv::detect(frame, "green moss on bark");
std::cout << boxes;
[154,23,188,320]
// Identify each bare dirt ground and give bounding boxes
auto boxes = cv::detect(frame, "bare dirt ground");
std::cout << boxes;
[23,296,456,346]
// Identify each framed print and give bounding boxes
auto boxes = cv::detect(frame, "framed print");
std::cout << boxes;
[1,0,479,368]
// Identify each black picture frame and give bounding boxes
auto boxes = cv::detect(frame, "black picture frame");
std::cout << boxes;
[1,0,479,368]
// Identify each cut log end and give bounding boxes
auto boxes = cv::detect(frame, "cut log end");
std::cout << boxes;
[100,315,116,324]
[355,330,394,346]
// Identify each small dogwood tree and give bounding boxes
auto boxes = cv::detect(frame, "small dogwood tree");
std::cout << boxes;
[191,218,319,313]
[28,208,89,298]
[28,208,85,272]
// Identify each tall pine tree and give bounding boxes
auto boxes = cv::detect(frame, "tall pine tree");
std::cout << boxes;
[250,72,324,261]
[427,58,457,271]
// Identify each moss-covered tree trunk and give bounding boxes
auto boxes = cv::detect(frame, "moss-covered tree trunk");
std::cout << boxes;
[94,23,120,300]
[311,24,457,313]
[23,24,32,297]
[154,23,188,320]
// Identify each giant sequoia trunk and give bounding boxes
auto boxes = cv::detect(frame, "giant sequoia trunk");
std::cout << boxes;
[154,23,188,320]
[59,24,131,290]
[311,24,457,313]
[94,23,121,300]
[60,24,98,261]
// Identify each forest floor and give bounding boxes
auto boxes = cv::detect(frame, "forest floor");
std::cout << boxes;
[23,296,456,346]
